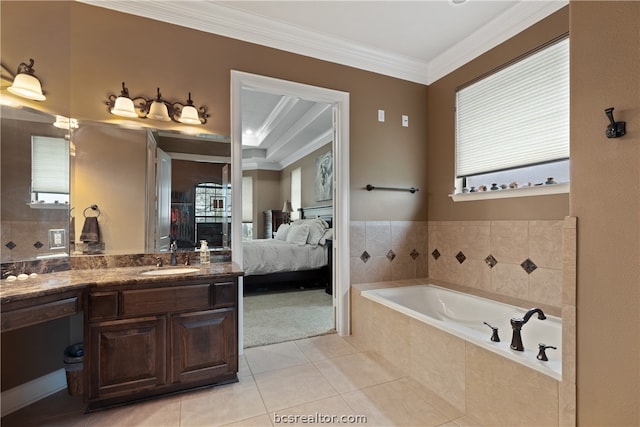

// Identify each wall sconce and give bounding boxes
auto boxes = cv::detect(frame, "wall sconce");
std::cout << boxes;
[282,200,293,224]
[106,82,209,124]
[604,107,626,138]
[6,59,46,101]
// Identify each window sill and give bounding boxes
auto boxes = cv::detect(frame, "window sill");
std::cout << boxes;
[27,203,69,210]
[449,182,569,202]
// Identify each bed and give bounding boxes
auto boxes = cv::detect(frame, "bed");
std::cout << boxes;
[243,205,333,293]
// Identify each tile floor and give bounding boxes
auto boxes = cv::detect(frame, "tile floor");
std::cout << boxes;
[1,334,480,426]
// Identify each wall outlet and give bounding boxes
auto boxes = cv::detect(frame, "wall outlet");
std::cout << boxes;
[402,115,409,127]
[378,109,385,122]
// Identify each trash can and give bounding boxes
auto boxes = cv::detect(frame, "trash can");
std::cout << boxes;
[63,343,83,396]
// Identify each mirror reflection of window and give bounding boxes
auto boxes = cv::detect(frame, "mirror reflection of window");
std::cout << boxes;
[31,136,70,205]
[195,182,231,247]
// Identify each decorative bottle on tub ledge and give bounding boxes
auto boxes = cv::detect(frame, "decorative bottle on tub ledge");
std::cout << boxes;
[199,240,210,265]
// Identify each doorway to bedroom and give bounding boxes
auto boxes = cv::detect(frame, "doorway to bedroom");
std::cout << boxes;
[230,71,350,351]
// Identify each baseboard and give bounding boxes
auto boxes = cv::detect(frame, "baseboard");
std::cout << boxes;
[0,369,67,417]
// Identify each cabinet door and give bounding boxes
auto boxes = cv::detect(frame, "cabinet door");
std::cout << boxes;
[88,316,166,399]
[171,308,237,384]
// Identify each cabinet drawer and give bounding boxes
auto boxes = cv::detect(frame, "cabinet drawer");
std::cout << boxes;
[2,295,80,332]
[89,291,119,321]
[122,285,210,316]
[213,282,236,308]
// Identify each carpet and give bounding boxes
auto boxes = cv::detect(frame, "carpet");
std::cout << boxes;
[243,289,334,348]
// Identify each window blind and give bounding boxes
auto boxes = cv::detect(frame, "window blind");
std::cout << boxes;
[456,37,569,178]
[31,136,69,193]
[242,176,253,222]
[291,167,301,221]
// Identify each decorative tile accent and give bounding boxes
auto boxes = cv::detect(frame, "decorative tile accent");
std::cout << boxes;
[33,241,44,249]
[485,254,498,269]
[431,249,440,260]
[386,250,396,262]
[521,258,538,274]
[5,241,16,250]
[360,251,371,263]
[410,249,420,260]
[456,251,467,264]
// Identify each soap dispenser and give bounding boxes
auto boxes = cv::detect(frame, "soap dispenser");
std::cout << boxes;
[199,240,210,265]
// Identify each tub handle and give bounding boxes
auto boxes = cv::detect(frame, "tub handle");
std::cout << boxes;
[483,322,501,342]
[537,343,557,361]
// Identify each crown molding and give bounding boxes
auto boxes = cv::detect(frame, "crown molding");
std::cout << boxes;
[80,0,567,86]
[80,0,429,83]
[427,0,569,84]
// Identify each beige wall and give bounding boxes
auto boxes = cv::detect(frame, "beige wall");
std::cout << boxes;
[65,2,428,222]
[427,7,570,221]
[171,161,224,194]
[246,169,281,239]
[570,2,640,425]
[280,145,333,210]
[72,125,147,254]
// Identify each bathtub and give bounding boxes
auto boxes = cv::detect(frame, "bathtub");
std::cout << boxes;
[361,284,562,380]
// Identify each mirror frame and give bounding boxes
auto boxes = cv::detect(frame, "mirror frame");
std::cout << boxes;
[230,71,350,342]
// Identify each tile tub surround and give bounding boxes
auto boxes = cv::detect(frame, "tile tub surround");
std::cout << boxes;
[428,219,569,309]
[351,279,575,426]
[350,221,428,284]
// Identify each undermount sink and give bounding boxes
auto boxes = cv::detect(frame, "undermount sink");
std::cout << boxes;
[141,267,200,276]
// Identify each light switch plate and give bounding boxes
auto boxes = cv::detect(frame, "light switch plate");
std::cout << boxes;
[378,109,385,122]
[402,115,409,127]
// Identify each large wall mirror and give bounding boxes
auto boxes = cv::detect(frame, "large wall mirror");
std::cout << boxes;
[70,121,231,256]
[0,102,231,264]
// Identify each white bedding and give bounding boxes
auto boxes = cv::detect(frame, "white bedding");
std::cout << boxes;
[242,239,328,276]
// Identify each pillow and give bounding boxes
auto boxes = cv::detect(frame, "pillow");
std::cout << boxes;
[293,218,329,245]
[274,223,291,241]
[319,228,334,246]
[285,223,310,246]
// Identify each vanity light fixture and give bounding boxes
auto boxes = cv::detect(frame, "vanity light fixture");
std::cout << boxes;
[107,82,209,124]
[7,59,46,101]
[53,115,79,130]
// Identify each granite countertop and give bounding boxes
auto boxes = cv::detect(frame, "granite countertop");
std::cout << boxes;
[0,262,244,304]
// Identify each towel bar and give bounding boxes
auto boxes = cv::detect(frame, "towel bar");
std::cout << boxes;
[365,184,419,194]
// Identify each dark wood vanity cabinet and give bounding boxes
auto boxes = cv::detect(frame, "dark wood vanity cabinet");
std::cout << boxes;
[85,278,238,410]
